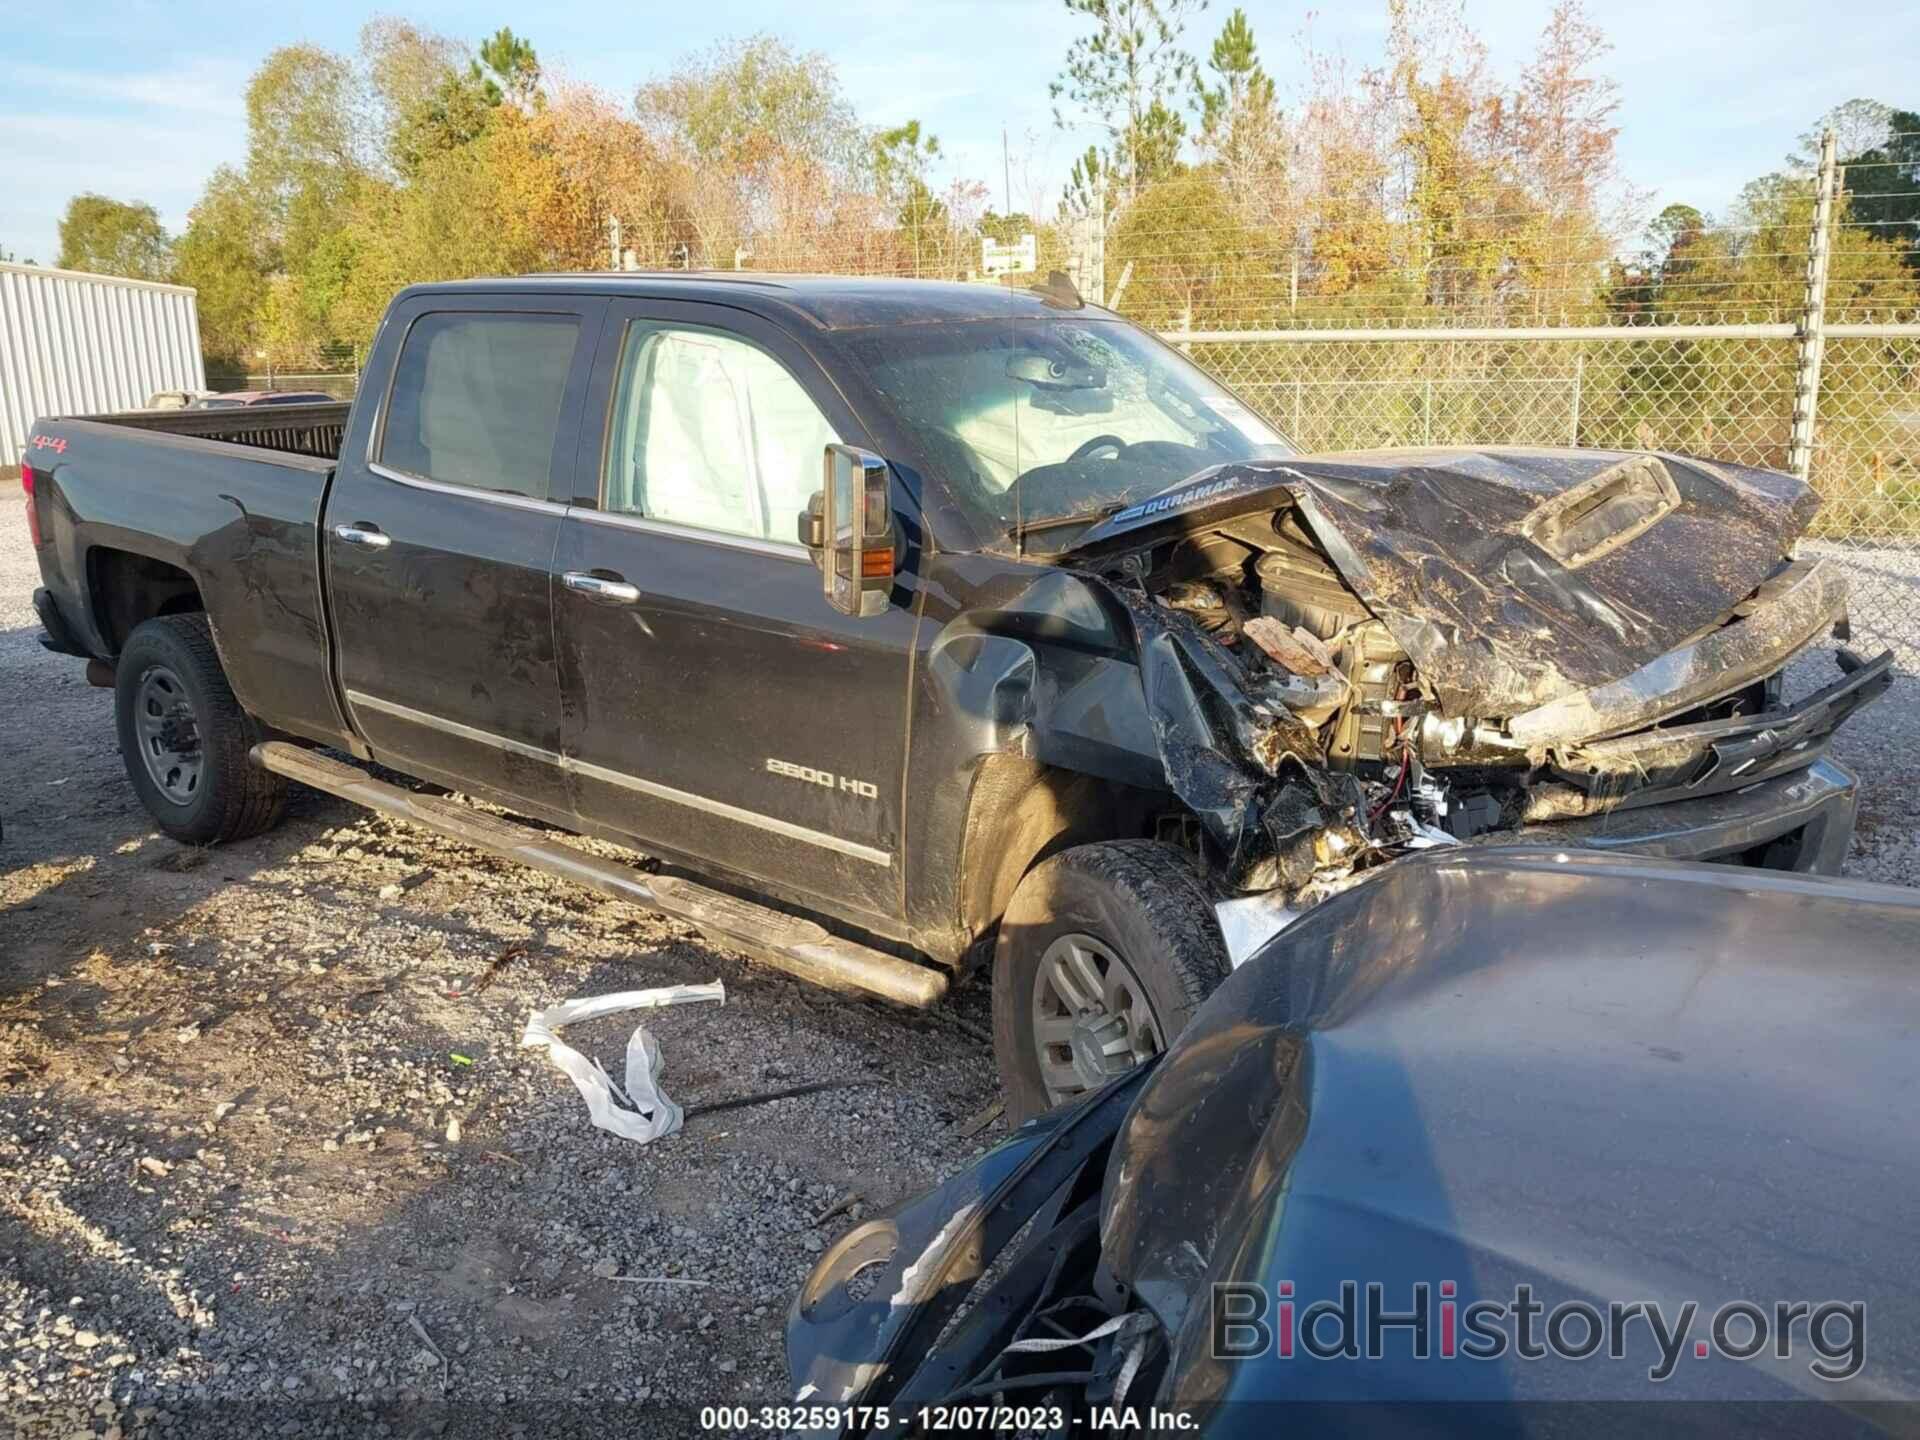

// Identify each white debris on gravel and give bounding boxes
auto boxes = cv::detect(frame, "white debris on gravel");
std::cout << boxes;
[521,982,726,1145]
[1,483,1915,1438]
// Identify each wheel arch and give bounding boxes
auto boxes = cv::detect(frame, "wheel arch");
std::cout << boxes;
[86,545,206,654]
[952,754,1167,964]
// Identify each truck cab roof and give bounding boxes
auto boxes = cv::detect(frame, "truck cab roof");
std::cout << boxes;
[391,272,1105,331]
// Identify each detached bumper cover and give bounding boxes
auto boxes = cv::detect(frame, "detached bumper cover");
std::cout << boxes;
[785,1072,1143,1426]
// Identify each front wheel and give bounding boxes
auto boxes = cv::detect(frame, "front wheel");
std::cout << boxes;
[991,840,1230,1122]
[114,614,287,846]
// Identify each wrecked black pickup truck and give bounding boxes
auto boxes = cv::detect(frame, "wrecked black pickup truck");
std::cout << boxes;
[25,274,1891,1117]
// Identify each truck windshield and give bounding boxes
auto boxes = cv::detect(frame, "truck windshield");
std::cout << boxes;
[840,317,1294,541]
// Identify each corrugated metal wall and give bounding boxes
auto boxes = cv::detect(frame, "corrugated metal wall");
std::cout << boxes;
[0,261,206,468]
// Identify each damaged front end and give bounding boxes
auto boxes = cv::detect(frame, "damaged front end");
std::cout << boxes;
[1056,448,1893,917]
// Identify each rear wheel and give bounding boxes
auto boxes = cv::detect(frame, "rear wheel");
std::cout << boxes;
[115,614,287,846]
[992,840,1230,1122]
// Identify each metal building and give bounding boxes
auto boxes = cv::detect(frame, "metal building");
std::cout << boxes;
[1,261,205,469]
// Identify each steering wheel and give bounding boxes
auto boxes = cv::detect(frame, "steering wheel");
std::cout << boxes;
[1067,434,1130,463]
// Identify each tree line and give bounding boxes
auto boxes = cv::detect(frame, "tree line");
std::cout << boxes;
[46,1,1920,371]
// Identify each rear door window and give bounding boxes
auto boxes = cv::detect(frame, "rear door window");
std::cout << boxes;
[379,311,581,499]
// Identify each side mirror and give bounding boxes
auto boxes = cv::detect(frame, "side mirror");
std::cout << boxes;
[800,444,895,618]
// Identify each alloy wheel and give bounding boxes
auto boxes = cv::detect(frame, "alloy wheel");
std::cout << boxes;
[1030,932,1166,1106]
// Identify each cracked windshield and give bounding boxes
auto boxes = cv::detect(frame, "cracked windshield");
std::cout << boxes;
[845,317,1295,541]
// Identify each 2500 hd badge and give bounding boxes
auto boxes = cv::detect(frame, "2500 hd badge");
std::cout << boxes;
[767,756,880,800]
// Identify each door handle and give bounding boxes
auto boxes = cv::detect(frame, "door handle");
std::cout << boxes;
[333,523,391,549]
[562,571,641,604]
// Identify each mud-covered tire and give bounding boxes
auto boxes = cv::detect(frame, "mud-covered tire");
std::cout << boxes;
[992,840,1230,1123]
[115,614,287,846]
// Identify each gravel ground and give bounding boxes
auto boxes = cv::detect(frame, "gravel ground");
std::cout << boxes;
[0,487,1001,1438]
[2,484,1916,1439]
[1789,537,1920,887]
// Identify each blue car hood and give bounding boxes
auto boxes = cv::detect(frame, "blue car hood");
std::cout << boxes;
[1100,847,1920,1413]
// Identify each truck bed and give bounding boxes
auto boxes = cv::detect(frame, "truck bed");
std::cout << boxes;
[27,407,347,751]
[69,401,350,461]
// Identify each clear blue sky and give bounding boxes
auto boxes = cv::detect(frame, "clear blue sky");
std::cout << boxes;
[6,0,1917,267]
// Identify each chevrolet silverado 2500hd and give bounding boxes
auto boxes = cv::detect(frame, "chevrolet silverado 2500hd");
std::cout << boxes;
[25,274,1892,1118]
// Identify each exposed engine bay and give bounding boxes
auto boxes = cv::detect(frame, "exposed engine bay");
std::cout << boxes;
[1055,451,1895,912]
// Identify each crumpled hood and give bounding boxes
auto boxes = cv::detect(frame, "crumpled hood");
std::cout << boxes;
[1071,447,1822,717]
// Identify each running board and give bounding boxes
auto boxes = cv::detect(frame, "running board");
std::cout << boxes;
[251,742,948,1009]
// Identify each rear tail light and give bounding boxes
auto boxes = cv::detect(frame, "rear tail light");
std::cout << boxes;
[20,464,43,547]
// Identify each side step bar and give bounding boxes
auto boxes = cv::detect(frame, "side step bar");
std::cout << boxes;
[251,742,948,1009]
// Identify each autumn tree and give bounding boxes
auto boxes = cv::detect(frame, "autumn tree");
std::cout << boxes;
[531,84,678,267]
[635,35,875,267]
[1380,0,1517,314]
[55,195,172,281]
[244,44,371,255]
[1508,0,1632,319]
[172,167,273,366]
[636,34,865,180]
[367,21,494,177]
[1319,0,1634,322]
[1279,42,1398,317]
[1110,169,1275,325]
[362,17,463,132]
[335,110,560,330]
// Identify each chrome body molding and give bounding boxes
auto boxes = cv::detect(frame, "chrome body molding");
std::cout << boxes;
[342,689,892,867]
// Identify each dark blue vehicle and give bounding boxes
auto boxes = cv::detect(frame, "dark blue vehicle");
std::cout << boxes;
[788,848,1920,1435]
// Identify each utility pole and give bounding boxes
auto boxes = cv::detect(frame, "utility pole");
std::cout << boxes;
[1002,125,1012,219]
[1788,129,1837,482]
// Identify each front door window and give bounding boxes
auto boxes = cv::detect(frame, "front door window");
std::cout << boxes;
[604,324,838,541]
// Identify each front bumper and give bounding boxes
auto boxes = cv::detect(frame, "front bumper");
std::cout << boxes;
[1512,755,1859,875]
[1507,556,1848,744]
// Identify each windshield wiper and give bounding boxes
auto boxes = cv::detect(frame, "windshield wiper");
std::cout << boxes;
[1006,502,1127,540]
[1009,464,1243,547]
